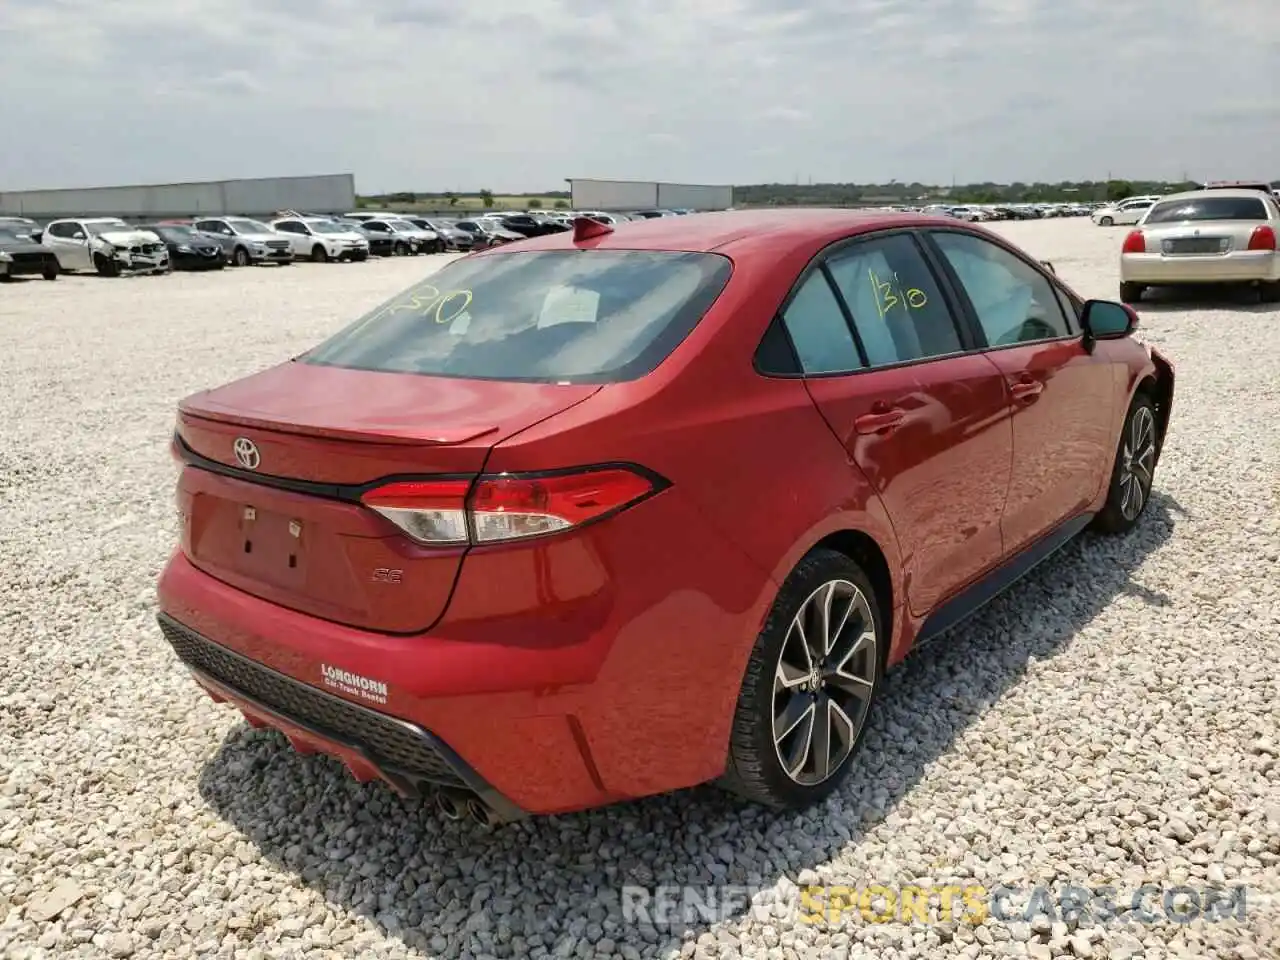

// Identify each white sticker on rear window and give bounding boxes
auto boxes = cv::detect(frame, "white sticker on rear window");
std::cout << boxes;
[538,286,600,328]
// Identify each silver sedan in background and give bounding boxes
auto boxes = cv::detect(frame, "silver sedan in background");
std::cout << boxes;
[1119,188,1280,303]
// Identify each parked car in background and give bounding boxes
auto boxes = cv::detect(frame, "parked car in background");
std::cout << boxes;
[401,218,472,251]
[1092,197,1161,226]
[192,218,294,267]
[0,226,60,281]
[0,216,40,240]
[358,219,437,256]
[331,219,396,257]
[39,218,169,276]
[1119,188,1280,304]
[142,224,227,271]
[453,219,524,248]
[496,214,569,238]
[156,209,1173,822]
[271,217,371,262]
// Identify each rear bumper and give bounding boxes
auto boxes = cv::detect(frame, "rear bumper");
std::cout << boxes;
[1121,250,1280,284]
[156,481,776,815]
[158,613,527,821]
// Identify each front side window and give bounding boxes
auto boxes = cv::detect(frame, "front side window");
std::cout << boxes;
[825,233,962,366]
[932,232,1072,346]
[304,249,732,383]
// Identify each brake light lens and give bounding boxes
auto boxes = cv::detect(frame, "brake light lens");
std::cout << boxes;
[360,466,661,545]
[1247,225,1277,251]
[1122,230,1146,254]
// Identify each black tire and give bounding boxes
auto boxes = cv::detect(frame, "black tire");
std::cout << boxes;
[1092,393,1158,535]
[1259,281,1280,304]
[94,253,120,278]
[1098,216,1114,226]
[0,274,12,283]
[42,268,59,281]
[311,244,329,263]
[719,548,884,810]
[393,241,409,257]
[1119,281,1144,304]
[353,251,369,262]
[233,246,251,267]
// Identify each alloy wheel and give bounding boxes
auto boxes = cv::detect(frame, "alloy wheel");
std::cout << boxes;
[772,580,877,786]
[1120,405,1156,521]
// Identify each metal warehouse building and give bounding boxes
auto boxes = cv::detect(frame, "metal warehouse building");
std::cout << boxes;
[0,174,356,220]
[567,178,733,212]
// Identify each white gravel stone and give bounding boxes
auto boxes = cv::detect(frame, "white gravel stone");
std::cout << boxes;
[1,222,1278,959]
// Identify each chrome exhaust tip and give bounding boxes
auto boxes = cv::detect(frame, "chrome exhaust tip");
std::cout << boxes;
[436,791,464,820]
[466,797,496,827]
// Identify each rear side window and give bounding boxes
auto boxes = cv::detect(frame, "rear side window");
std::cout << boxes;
[778,271,862,374]
[303,250,732,383]
[825,234,963,366]
[1145,196,1270,223]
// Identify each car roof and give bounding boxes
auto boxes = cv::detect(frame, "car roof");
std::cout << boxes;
[488,208,966,255]
[1151,188,1275,203]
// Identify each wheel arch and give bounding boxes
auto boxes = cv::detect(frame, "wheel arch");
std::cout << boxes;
[1133,351,1174,466]
[810,529,894,665]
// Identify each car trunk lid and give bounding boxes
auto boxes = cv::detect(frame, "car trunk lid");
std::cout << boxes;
[175,360,600,632]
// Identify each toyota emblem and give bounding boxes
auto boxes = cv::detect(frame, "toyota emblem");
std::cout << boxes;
[232,437,260,471]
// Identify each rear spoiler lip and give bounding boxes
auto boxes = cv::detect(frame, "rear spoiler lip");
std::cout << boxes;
[176,407,499,447]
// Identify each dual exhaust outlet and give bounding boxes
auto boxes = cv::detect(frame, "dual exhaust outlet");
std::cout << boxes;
[436,789,499,827]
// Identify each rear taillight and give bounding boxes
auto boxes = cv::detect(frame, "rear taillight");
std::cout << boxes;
[1247,225,1277,251]
[360,466,662,546]
[1122,230,1146,254]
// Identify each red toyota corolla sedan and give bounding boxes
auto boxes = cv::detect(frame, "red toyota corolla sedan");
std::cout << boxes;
[157,210,1174,824]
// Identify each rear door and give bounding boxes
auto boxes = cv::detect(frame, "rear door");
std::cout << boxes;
[924,229,1116,553]
[779,230,1014,617]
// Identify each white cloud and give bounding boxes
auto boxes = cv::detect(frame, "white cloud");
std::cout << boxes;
[0,0,1274,192]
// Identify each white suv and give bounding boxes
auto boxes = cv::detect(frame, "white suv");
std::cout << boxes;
[271,217,370,262]
[1092,196,1162,226]
[40,218,169,275]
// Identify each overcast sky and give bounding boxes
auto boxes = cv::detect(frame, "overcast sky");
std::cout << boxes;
[0,0,1276,193]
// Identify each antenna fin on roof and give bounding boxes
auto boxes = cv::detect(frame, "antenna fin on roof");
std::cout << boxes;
[572,216,613,243]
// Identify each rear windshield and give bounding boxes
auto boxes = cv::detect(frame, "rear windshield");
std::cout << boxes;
[303,249,733,383]
[1145,196,1270,223]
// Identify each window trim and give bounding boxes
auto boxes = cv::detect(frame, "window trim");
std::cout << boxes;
[920,227,1081,352]
[752,226,985,380]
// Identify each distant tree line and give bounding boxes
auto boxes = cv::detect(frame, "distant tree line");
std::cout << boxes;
[358,178,1277,211]
[730,179,1211,206]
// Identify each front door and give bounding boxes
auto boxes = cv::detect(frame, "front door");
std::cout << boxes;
[925,229,1116,553]
[45,222,91,271]
[778,230,1014,618]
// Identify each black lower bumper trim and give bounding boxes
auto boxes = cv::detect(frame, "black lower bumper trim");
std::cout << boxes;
[157,613,526,821]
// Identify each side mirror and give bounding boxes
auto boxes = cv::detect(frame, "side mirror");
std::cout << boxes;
[30,231,43,243]
[1080,299,1137,342]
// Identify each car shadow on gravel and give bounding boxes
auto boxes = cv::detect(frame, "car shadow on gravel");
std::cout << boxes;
[197,493,1178,958]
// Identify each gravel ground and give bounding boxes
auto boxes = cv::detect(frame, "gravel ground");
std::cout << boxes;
[1,223,1277,960]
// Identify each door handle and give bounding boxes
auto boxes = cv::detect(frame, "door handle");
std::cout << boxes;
[1009,378,1044,401]
[854,408,905,435]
